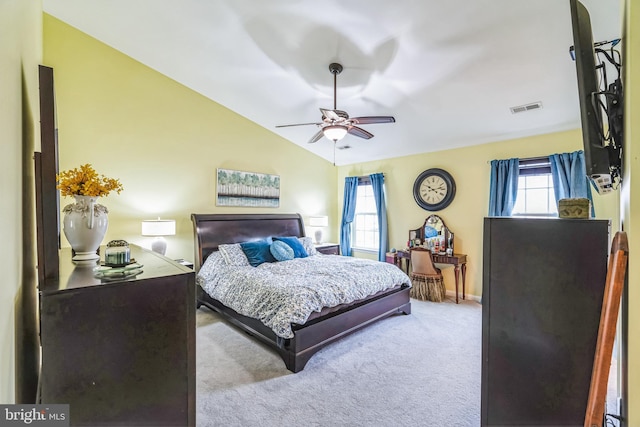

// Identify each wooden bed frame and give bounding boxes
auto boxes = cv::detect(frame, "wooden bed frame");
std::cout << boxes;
[191,213,411,372]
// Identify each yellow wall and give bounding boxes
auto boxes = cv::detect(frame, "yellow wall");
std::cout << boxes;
[40,7,637,423]
[43,15,337,261]
[0,0,42,404]
[339,130,620,299]
[622,0,639,422]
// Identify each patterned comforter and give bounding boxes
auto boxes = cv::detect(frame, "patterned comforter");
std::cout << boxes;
[197,251,411,338]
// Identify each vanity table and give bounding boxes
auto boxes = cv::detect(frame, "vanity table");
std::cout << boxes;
[394,250,467,303]
[389,215,468,303]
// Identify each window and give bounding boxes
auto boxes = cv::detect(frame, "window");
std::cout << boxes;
[511,157,558,217]
[352,179,379,251]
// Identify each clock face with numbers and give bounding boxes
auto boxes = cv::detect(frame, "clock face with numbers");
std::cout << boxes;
[413,168,456,211]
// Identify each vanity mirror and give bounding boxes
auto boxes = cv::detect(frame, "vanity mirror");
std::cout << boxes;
[408,214,454,254]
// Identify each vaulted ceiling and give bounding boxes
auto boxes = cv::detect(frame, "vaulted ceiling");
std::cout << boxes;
[42,0,622,165]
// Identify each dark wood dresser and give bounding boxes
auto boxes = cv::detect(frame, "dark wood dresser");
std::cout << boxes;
[39,245,195,426]
[482,217,609,426]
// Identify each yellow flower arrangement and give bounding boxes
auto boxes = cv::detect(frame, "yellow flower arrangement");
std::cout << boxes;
[56,164,123,197]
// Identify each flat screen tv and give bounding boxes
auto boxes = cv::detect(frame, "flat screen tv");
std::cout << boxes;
[569,0,623,194]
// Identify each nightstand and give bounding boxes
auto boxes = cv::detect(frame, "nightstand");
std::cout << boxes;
[314,243,340,255]
[386,252,400,267]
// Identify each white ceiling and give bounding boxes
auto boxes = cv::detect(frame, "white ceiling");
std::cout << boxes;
[42,0,622,166]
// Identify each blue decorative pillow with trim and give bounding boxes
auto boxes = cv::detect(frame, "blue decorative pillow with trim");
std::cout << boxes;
[240,239,276,267]
[273,236,308,258]
[270,240,295,261]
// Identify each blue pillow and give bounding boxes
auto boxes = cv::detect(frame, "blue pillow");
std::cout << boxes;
[240,239,276,267]
[273,236,308,258]
[270,240,295,261]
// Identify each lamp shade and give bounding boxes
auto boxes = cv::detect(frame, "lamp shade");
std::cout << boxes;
[141,219,176,236]
[309,216,328,227]
[322,125,348,142]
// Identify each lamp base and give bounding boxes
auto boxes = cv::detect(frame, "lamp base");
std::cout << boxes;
[151,237,167,255]
[72,251,100,262]
[314,229,323,245]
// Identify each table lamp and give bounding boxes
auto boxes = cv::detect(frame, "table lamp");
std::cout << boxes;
[141,218,176,255]
[309,216,329,244]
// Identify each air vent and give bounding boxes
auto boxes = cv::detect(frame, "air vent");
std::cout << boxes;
[510,102,543,114]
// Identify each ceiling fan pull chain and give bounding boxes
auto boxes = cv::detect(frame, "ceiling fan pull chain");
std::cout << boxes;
[333,141,336,166]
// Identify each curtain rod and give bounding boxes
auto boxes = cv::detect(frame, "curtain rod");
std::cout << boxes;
[521,155,550,162]
[487,155,550,164]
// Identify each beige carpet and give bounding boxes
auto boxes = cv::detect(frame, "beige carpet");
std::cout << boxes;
[195,298,621,426]
[196,298,482,426]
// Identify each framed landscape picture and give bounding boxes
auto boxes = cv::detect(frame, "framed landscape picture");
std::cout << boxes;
[216,168,280,207]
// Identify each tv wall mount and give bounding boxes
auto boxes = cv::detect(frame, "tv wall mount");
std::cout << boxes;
[570,38,623,190]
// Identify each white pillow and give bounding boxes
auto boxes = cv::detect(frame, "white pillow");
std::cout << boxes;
[218,243,250,266]
[298,236,318,256]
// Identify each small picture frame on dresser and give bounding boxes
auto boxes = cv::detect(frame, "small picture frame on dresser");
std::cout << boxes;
[314,243,340,255]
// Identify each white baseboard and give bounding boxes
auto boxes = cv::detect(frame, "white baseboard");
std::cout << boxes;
[445,289,481,303]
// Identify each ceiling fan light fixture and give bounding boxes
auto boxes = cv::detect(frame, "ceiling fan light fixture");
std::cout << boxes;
[323,125,348,142]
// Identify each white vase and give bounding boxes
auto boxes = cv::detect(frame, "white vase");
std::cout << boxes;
[62,195,109,261]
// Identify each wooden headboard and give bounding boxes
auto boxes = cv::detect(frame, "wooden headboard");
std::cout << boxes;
[190,213,306,270]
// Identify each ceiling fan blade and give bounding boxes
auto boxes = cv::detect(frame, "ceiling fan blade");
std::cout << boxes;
[276,122,322,128]
[347,126,374,140]
[350,116,396,125]
[320,108,341,122]
[308,129,325,144]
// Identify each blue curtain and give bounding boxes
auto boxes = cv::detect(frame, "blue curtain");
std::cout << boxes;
[370,173,388,262]
[340,177,359,256]
[549,150,595,217]
[488,158,519,216]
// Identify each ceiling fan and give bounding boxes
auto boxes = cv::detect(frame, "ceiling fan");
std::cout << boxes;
[276,63,395,144]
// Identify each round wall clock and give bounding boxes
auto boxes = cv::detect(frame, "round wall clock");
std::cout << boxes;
[413,168,456,211]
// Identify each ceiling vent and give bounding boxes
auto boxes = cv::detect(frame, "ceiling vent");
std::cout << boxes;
[510,102,543,114]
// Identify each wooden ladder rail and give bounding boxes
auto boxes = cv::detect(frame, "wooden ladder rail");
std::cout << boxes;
[584,231,629,427]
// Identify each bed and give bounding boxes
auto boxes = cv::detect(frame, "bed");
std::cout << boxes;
[191,213,411,372]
